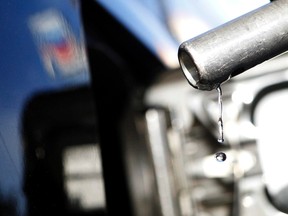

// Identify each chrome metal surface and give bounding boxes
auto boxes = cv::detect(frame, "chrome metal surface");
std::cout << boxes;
[178,0,288,90]
[145,109,180,216]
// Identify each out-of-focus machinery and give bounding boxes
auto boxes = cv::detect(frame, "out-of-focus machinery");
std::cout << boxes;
[141,0,288,216]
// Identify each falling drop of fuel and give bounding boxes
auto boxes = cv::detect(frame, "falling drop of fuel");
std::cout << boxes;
[215,152,227,162]
[216,86,224,143]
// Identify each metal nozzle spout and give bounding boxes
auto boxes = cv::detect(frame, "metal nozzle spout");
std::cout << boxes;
[178,0,288,91]
[178,49,200,89]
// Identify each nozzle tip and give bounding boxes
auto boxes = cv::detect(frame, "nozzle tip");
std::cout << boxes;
[178,48,199,89]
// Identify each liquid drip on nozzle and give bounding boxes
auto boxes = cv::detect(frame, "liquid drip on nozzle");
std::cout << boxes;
[217,86,224,143]
[215,87,226,162]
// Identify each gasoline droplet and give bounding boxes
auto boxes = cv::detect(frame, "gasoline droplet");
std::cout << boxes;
[216,86,224,143]
[215,152,227,162]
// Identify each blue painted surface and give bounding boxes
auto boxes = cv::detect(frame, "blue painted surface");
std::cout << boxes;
[0,1,90,215]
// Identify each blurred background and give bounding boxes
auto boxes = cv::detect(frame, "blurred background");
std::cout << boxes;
[3,0,288,216]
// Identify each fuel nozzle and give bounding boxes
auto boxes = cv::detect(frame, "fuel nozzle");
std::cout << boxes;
[178,0,288,91]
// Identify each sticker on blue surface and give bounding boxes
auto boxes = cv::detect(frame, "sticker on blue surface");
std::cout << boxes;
[28,9,88,78]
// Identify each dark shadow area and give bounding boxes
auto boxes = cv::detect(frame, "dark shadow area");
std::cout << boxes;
[0,192,17,216]
[22,86,107,216]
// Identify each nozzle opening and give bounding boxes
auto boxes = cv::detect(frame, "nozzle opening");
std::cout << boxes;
[178,50,200,89]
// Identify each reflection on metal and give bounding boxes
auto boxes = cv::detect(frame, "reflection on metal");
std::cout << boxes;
[145,109,179,216]
[63,144,106,210]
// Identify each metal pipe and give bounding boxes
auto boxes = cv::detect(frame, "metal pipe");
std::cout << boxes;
[178,0,288,90]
